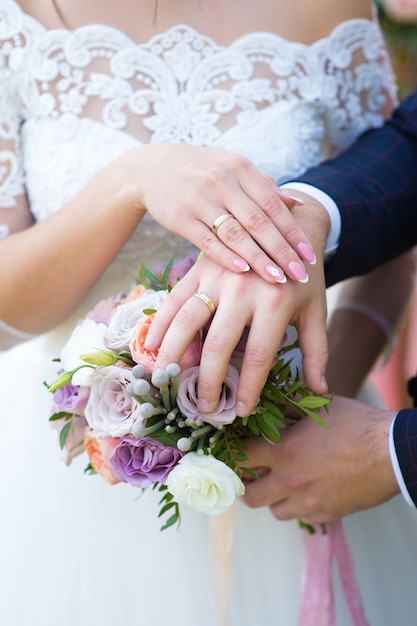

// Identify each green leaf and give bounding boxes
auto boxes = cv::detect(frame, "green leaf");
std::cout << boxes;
[158,502,176,517]
[296,396,331,409]
[59,421,72,450]
[240,466,258,480]
[160,512,180,531]
[84,463,97,475]
[161,259,174,287]
[49,411,72,422]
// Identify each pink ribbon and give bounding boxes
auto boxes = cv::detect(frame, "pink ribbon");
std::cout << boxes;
[298,520,370,626]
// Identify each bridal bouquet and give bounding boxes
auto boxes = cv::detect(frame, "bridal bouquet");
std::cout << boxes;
[46,258,329,530]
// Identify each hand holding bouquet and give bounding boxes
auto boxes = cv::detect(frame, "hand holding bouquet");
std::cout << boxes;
[46,259,330,530]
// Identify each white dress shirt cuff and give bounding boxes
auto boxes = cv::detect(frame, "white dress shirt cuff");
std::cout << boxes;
[389,413,415,507]
[281,182,341,260]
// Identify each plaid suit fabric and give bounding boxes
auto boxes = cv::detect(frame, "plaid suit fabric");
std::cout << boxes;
[296,89,417,287]
[393,409,417,506]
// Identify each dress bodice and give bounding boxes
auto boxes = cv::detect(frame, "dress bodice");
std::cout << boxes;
[0,0,397,312]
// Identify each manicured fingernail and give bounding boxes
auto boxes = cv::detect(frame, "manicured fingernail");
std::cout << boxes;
[288,261,309,283]
[144,333,156,349]
[233,258,250,272]
[280,191,304,206]
[198,399,212,413]
[236,401,249,416]
[265,264,287,283]
[297,242,316,265]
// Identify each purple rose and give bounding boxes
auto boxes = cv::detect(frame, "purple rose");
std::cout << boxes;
[176,364,239,427]
[87,297,121,325]
[53,381,90,415]
[108,436,183,487]
[166,253,198,285]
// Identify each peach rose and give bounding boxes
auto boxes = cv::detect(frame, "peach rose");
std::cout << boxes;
[119,284,147,305]
[129,314,158,374]
[84,430,121,485]
[129,314,202,374]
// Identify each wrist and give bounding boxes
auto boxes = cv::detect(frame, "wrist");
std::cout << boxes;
[368,407,400,503]
[281,182,339,261]
[112,146,148,218]
[282,188,330,261]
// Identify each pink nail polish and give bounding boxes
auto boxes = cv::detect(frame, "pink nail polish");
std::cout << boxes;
[297,242,316,265]
[144,333,157,349]
[233,258,250,272]
[265,264,287,283]
[288,261,309,283]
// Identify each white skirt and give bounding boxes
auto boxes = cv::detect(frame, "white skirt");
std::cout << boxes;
[0,333,416,626]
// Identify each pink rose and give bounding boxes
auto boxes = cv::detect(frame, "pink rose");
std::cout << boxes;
[380,0,417,21]
[176,364,239,427]
[86,297,122,325]
[84,365,141,436]
[50,415,89,466]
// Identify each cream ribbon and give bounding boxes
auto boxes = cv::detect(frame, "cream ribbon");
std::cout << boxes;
[208,506,235,626]
[208,514,369,626]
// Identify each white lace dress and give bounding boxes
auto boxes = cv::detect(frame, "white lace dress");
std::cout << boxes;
[0,2,416,625]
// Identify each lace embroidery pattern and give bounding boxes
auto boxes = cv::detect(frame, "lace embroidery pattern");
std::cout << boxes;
[0,0,399,308]
[0,0,397,228]
[1,3,396,144]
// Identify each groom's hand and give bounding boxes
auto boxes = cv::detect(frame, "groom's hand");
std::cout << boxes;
[241,395,400,523]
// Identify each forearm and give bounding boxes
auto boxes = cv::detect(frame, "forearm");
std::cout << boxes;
[296,92,417,285]
[326,251,416,396]
[0,153,145,334]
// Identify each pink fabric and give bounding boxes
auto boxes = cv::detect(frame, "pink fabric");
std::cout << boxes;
[298,520,370,626]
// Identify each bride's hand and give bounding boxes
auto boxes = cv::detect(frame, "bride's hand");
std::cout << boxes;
[146,253,329,416]
[124,143,316,284]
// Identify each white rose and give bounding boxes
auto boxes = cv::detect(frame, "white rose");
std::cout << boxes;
[105,289,168,351]
[166,452,245,516]
[61,319,107,386]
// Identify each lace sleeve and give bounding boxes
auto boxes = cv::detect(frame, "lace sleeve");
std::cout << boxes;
[0,1,36,350]
[322,18,398,157]
[0,2,27,209]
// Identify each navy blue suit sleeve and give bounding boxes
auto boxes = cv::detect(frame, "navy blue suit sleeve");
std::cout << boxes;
[296,89,417,287]
[393,408,417,506]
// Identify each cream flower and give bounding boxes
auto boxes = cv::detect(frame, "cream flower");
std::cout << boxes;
[166,452,245,516]
[60,318,107,386]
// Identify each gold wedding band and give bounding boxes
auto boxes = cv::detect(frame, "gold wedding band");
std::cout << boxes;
[212,213,234,233]
[192,291,216,315]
